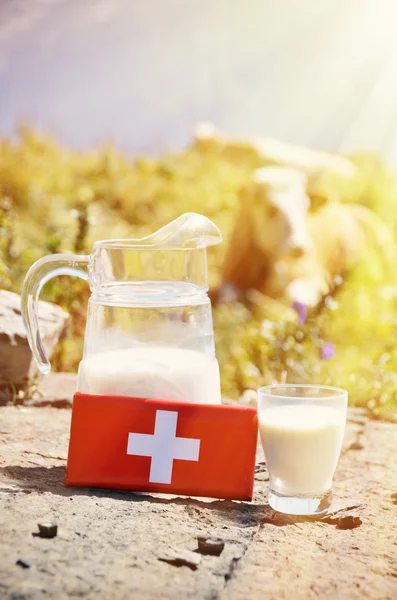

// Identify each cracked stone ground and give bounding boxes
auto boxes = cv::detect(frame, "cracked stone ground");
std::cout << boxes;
[0,404,396,599]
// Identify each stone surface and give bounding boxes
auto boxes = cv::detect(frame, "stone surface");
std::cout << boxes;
[27,373,78,408]
[159,548,201,571]
[0,290,69,392]
[0,406,396,599]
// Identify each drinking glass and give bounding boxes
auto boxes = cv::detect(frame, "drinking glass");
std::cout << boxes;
[258,384,348,515]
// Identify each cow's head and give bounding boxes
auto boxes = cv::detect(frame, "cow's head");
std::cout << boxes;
[246,167,313,259]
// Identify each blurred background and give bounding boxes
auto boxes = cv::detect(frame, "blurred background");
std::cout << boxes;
[1,0,397,418]
[2,0,397,157]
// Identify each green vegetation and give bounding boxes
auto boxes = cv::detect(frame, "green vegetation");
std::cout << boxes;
[1,128,397,420]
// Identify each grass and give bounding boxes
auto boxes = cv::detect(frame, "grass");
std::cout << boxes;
[1,127,396,420]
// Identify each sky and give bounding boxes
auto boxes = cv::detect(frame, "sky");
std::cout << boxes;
[1,0,397,160]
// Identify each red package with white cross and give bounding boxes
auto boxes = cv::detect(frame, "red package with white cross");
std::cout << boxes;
[65,393,258,500]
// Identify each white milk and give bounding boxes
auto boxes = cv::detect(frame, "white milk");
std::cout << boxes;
[259,404,346,495]
[77,346,221,404]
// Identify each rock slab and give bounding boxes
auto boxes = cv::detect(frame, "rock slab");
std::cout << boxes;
[0,290,69,395]
[0,407,396,599]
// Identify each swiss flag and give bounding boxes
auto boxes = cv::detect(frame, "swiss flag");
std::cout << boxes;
[66,393,258,500]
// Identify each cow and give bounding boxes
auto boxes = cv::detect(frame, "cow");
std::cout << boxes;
[213,166,392,307]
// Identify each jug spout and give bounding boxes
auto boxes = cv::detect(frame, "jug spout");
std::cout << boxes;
[91,213,222,298]
[125,213,222,249]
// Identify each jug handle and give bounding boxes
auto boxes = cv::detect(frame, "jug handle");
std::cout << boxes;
[21,253,90,375]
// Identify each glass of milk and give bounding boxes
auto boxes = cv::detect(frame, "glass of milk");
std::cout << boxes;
[258,384,347,515]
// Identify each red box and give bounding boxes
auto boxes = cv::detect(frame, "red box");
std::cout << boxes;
[66,393,258,500]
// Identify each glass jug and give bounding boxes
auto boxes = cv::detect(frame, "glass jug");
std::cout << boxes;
[21,213,222,404]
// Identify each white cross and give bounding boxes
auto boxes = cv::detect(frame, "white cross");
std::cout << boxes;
[126,410,200,484]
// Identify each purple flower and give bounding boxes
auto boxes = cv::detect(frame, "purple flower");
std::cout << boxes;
[321,342,336,360]
[291,301,308,326]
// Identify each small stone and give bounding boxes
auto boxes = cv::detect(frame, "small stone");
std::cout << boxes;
[0,290,69,392]
[37,522,58,539]
[336,515,362,530]
[159,549,201,571]
[348,441,364,451]
[254,463,269,482]
[254,472,269,481]
[197,536,225,556]
[255,461,267,472]
[16,559,31,569]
